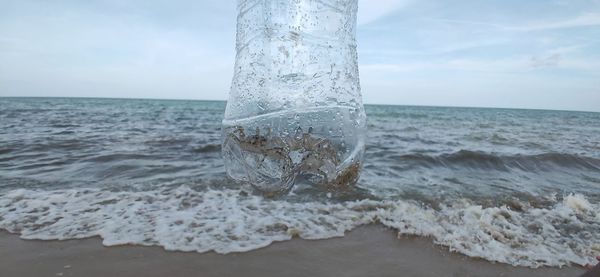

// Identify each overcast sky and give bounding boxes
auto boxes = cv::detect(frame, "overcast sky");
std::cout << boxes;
[1,0,599,112]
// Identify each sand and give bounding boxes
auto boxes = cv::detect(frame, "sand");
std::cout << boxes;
[0,225,586,277]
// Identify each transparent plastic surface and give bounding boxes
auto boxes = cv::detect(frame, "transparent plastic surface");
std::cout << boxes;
[222,0,366,195]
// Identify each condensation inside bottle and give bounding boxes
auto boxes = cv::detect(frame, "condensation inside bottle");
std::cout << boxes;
[222,0,366,195]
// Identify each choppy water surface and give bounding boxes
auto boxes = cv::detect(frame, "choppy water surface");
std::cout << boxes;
[1,97,599,267]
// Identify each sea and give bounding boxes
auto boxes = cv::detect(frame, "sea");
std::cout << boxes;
[0,97,599,268]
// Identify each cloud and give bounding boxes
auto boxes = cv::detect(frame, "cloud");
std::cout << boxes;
[358,0,411,25]
[509,12,600,31]
[2,0,600,112]
[0,0,235,100]
[361,58,528,73]
[530,54,561,68]
[432,12,600,32]
[424,18,507,29]
[362,55,600,74]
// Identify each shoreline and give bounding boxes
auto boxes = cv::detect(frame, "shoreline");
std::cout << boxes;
[0,225,585,277]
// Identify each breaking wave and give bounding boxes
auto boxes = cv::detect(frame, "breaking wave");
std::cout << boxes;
[1,186,598,268]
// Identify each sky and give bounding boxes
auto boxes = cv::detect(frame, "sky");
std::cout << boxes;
[1,0,599,112]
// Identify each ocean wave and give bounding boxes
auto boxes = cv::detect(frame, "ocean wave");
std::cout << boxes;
[192,144,222,153]
[0,148,15,155]
[81,153,162,163]
[387,150,600,171]
[1,186,597,268]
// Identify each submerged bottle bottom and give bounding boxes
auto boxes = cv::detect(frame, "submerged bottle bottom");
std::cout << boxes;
[222,107,366,196]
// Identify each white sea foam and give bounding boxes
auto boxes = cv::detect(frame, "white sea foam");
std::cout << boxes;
[0,186,598,268]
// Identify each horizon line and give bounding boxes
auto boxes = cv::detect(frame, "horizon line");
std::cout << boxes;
[1,95,598,114]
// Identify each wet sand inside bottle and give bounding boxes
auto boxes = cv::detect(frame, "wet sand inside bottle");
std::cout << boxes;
[222,124,363,196]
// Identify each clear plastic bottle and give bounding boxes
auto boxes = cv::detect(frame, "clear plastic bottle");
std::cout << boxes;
[222,0,366,195]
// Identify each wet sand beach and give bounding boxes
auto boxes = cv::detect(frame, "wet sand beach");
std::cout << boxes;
[0,225,585,277]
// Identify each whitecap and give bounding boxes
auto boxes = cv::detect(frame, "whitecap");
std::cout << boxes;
[0,186,598,268]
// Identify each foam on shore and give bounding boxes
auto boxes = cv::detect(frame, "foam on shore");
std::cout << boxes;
[0,186,598,268]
